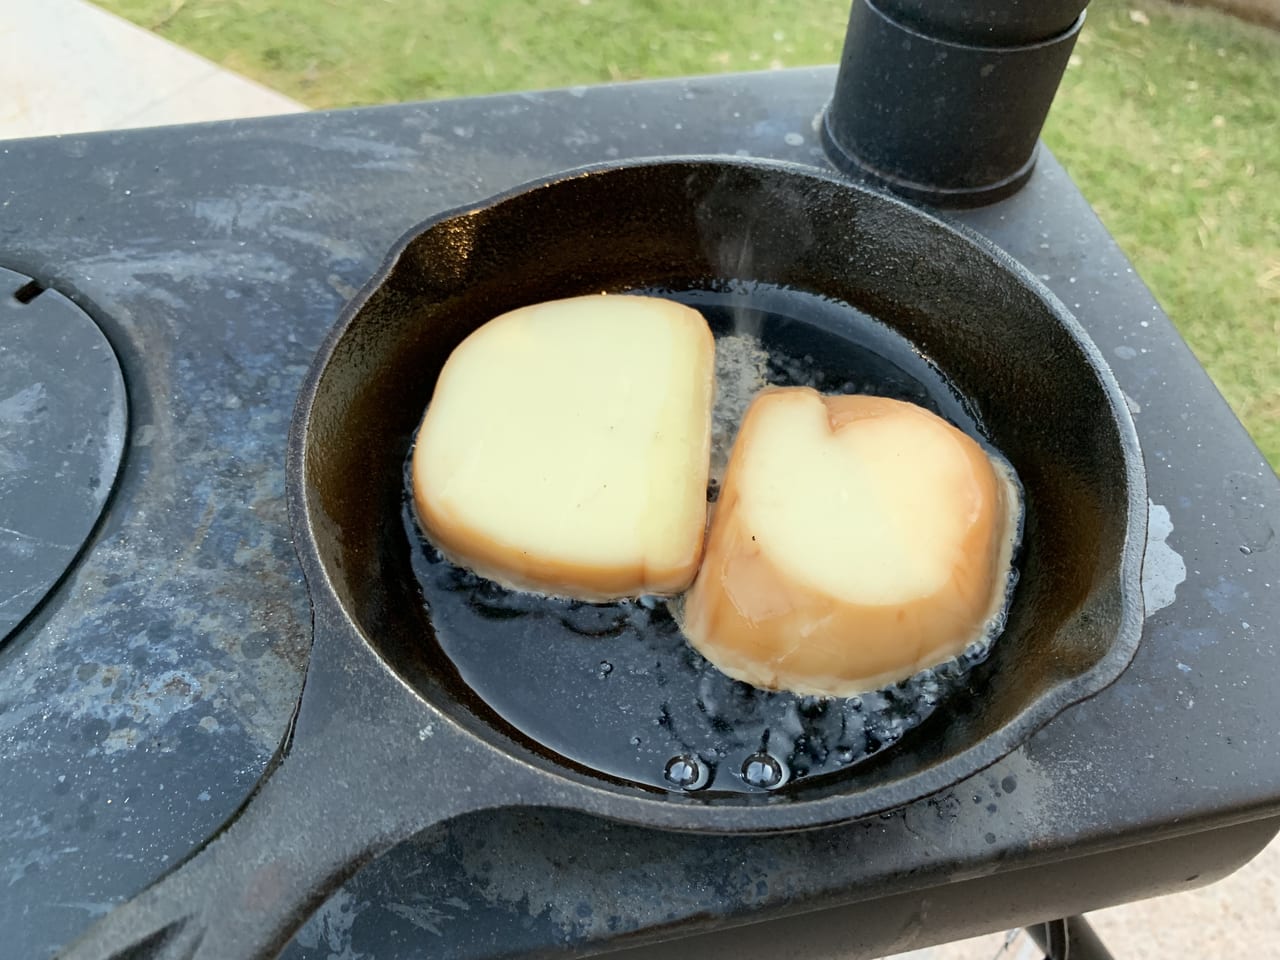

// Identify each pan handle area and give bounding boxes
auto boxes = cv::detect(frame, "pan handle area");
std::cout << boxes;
[56,654,529,960]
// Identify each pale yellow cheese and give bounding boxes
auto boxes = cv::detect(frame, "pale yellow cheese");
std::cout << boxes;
[681,388,1018,697]
[412,294,715,600]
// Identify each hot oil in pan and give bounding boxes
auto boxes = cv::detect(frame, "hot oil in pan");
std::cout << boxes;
[404,283,1013,795]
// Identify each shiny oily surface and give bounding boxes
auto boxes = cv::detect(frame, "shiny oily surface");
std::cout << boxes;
[404,283,1019,795]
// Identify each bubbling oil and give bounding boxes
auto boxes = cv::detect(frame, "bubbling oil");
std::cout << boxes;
[403,282,1022,795]
[709,332,769,482]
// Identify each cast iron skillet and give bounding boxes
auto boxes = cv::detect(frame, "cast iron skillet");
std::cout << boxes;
[61,157,1146,960]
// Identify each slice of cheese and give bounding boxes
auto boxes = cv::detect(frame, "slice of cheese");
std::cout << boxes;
[412,294,715,600]
[681,388,1018,697]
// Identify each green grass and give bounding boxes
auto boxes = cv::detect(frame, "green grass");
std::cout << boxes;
[1048,0,1279,467]
[100,0,1280,468]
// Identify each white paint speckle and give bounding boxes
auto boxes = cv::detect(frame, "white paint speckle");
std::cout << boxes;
[1143,501,1187,617]
[784,132,804,146]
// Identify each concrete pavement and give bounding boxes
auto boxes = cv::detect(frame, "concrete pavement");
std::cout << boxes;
[0,0,302,140]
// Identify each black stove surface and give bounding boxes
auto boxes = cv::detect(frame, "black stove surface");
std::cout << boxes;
[1,68,1278,960]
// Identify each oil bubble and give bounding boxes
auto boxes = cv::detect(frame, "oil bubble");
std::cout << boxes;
[664,754,710,791]
[742,752,789,789]
[798,696,828,718]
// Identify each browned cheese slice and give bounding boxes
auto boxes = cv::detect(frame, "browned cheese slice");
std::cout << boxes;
[413,294,715,600]
[682,388,1018,696]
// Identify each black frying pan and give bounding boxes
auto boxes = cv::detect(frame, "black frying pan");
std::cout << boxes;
[60,157,1146,960]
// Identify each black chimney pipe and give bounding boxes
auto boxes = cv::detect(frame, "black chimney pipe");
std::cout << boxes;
[822,0,1088,207]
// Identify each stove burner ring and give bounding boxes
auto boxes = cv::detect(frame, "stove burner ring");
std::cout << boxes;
[0,266,127,645]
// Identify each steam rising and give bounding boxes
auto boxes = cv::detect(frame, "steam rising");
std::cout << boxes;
[694,171,816,340]
[693,171,822,486]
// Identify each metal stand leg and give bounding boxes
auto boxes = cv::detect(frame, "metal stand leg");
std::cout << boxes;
[1026,916,1115,960]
